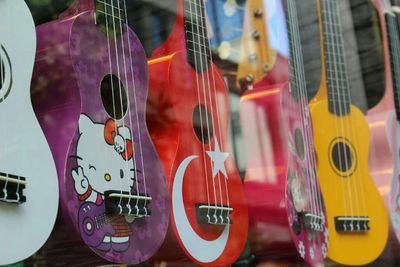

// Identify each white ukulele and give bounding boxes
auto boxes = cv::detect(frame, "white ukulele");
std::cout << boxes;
[0,0,58,264]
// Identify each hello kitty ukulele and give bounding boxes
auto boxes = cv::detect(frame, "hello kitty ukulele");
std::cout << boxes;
[31,0,169,264]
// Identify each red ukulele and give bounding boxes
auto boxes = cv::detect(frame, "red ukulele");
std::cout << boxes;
[146,0,248,266]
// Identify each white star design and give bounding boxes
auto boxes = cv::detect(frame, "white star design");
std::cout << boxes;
[206,138,229,178]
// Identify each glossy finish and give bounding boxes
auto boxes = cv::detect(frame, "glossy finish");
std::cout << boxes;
[367,0,400,245]
[0,1,59,264]
[148,51,248,267]
[241,82,327,267]
[147,1,248,264]
[31,3,169,264]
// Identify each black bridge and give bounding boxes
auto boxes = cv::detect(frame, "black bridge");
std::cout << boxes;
[104,190,151,217]
[334,216,370,232]
[302,212,324,232]
[292,212,324,235]
[196,203,233,225]
[0,172,26,204]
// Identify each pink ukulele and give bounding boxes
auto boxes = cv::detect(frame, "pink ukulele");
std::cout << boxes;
[367,0,400,243]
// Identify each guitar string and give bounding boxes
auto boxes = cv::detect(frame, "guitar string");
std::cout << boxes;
[116,0,142,216]
[325,0,359,226]
[286,0,316,230]
[108,0,127,215]
[196,0,224,221]
[390,8,400,135]
[320,0,350,227]
[103,0,129,215]
[327,0,365,226]
[199,0,231,221]
[293,0,325,229]
[114,0,134,215]
[113,0,143,216]
[386,5,400,207]
[291,0,320,227]
[102,0,121,213]
[388,7,400,124]
[331,0,368,226]
[187,0,213,222]
[288,0,319,231]
[196,0,227,223]
[122,0,149,216]
[388,8,400,110]
[293,0,323,234]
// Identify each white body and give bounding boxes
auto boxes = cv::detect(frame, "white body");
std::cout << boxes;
[0,0,59,264]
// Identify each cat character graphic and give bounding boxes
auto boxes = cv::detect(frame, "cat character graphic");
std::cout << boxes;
[72,114,137,252]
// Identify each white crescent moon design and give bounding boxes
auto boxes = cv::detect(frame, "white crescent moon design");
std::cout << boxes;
[172,155,230,263]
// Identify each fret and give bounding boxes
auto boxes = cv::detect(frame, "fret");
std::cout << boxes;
[94,0,127,36]
[184,0,210,72]
[96,0,124,13]
[386,11,400,121]
[320,0,351,115]
[186,39,210,50]
[187,48,210,57]
[96,9,125,22]
[186,30,208,38]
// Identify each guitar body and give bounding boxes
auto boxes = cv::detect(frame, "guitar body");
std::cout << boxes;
[367,0,400,246]
[147,51,248,266]
[310,99,389,265]
[0,1,59,265]
[241,83,327,266]
[32,6,169,264]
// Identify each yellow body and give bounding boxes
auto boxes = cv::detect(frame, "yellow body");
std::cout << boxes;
[309,99,389,265]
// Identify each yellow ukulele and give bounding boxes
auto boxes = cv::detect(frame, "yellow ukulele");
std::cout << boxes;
[309,0,389,265]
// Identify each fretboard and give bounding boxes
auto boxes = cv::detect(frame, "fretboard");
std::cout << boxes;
[95,0,127,37]
[320,0,351,115]
[386,11,400,121]
[285,0,307,102]
[184,0,211,73]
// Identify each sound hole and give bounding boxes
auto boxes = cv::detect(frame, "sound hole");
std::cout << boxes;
[331,142,353,172]
[0,45,12,102]
[0,57,4,91]
[294,128,305,160]
[101,74,128,120]
[193,105,213,144]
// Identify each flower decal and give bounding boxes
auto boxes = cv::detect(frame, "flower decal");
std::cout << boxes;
[298,241,305,258]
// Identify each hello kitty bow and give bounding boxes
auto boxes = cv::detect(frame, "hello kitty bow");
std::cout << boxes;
[104,119,134,161]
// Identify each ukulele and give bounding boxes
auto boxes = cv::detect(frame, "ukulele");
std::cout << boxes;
[241,0,327,265]
[31,0,169,264]
[309,0,389,264]
[146,0,248,265]
[236,0,288,91]
[0,0,59,265]
[366,0,400,244]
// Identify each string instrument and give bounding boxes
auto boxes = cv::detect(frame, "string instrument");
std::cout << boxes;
[206,0,245,63]
[0,1,59,265]
[236,0,288,90]
[241,0,327,265]
[366,0,400,246]
[146,0,248,265]
[309,0,389,264]
[31,0,169,263]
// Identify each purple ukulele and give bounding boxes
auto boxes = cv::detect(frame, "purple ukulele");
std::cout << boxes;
[31,0,169,264]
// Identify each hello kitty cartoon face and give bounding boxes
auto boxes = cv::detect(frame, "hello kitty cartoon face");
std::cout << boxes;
[75,114,136,197]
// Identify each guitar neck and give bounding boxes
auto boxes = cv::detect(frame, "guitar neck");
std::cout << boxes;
[319,0,351,115]
[183,0,211,73]
[385,10,400,121]
[94,0,127,36]
[285,0,307,102]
